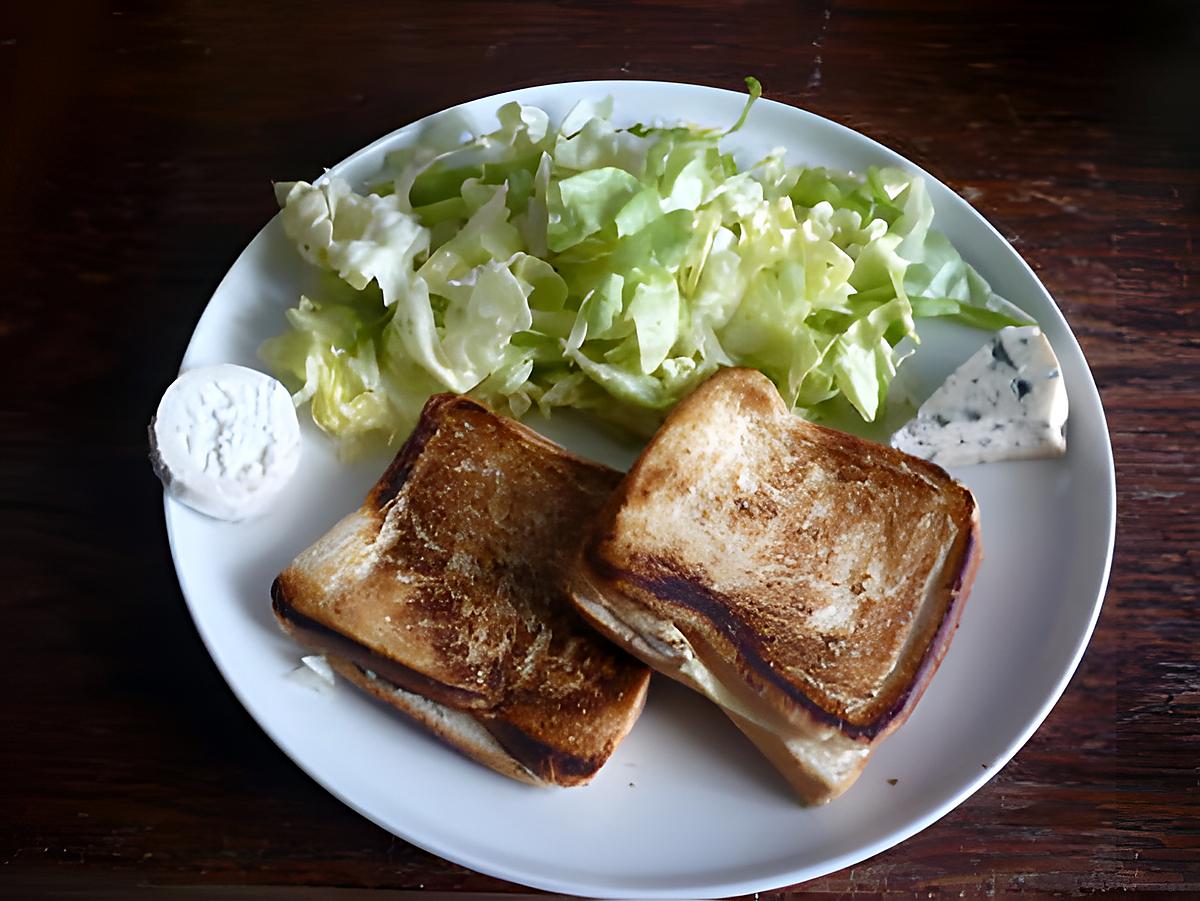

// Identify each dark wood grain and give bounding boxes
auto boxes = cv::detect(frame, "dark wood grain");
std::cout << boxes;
[1,0,1197,897]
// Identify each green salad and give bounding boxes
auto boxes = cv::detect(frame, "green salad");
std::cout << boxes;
[261,79,1030,453]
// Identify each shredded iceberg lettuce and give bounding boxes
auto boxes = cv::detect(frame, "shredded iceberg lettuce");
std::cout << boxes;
[262,78,1032,452]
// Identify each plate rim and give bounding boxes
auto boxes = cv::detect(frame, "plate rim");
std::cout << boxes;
[164,78,1117,899]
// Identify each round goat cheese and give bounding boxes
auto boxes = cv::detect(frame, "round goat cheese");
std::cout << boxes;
[149,364,301,521]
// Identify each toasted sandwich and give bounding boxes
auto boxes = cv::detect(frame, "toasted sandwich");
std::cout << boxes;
[569,368,981,803]
[272,394,651,787]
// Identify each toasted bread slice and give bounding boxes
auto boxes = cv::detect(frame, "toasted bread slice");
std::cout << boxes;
[569,368,981,803]
[272,394,650,787]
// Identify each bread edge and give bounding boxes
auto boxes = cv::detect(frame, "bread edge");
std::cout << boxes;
[323,656,548,786]
[871,498,982,742]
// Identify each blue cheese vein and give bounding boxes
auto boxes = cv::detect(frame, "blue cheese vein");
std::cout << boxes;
[890,326,1068,466]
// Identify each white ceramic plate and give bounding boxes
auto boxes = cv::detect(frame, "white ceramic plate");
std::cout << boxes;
[165,81,1115,899]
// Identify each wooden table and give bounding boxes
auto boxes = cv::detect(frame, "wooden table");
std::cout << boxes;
[3,1,1197,896]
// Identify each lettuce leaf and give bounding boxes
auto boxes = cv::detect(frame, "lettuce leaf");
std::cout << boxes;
[264,79,1035,453]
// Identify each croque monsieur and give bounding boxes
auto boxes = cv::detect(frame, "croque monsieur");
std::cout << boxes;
[569,368,981,803]
[272,394,650,786]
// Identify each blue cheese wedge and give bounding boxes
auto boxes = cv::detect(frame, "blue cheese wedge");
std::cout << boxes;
[149,364,301,520]
[890,326,1067,466]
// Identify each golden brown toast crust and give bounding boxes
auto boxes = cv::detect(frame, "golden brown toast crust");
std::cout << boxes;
[575,368,981,740]
[272,394,650,786]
